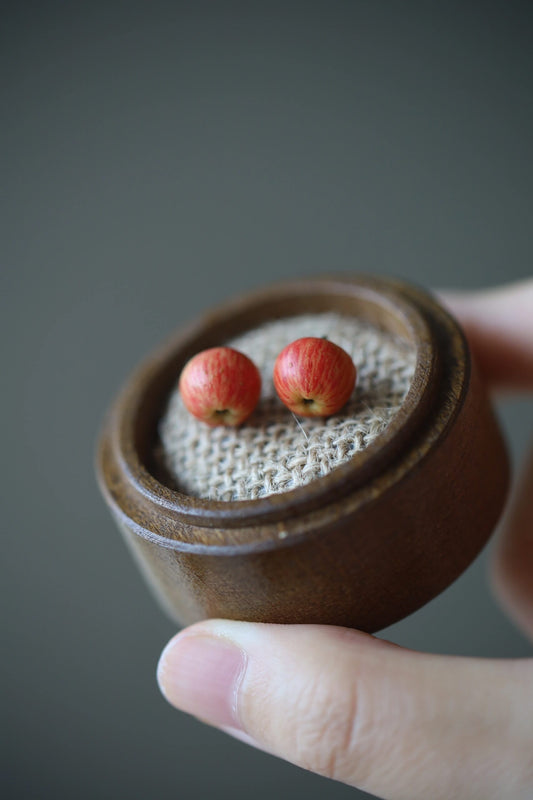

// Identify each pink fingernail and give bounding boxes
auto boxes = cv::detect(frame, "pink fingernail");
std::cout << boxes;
[157,634,247,730]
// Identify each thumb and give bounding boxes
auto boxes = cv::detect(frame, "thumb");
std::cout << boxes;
[157,622,533,800]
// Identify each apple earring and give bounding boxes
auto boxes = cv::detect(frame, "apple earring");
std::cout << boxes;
[273,338,356,417]
[179,347,261,426]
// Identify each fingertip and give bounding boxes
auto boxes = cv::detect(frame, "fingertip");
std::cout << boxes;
[156,627,247,729]
[437,282,533,392]
[490,443,533,639]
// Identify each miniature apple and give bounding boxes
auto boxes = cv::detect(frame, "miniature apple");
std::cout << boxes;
[179,347,261,426]
[273,337,356,417]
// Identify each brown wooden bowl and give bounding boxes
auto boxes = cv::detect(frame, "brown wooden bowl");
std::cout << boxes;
[96,275,509,632]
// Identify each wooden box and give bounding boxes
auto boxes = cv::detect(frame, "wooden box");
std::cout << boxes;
[96,275,509,632]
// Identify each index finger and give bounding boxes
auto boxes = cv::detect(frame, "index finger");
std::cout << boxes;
[439,280,533,392]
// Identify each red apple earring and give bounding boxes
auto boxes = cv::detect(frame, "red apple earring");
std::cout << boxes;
[273,337,356,417]
[179,347,261,426]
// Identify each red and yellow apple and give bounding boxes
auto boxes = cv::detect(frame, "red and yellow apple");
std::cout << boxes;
[179,346,261,426]
[273,337,356,417]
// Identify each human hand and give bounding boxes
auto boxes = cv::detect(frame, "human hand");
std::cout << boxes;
[157,281,533,800]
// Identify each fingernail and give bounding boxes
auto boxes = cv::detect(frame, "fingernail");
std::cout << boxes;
[157,634,247,730]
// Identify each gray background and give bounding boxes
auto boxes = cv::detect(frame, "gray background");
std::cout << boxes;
[3,2,532,799]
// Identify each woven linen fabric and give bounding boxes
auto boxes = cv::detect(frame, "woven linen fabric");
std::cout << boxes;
[158,313,416,501]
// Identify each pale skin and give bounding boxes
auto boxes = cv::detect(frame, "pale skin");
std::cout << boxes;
[157,280,533,800]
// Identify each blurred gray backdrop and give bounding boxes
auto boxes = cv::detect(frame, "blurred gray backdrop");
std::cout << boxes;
[2,2,532,799]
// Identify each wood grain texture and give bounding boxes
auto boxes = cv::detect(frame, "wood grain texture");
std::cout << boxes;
[96,275,510,631]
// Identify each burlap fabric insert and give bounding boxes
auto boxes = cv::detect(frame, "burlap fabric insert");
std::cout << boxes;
[159,313,416,501]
